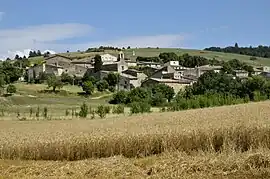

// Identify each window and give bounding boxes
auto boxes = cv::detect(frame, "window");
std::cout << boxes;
[125,81,127,84]
[121,66,124,71]
[65,69,68,72]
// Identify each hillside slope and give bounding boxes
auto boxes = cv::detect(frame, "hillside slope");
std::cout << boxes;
[26,48,270,66]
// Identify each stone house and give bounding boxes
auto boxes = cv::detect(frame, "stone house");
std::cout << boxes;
[28,63,63,81]
[45,54,88,77]
[141,78,194,93]
[233,70,249,78]
[137,61,162,68]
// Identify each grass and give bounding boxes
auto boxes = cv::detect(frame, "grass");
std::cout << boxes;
[1,101,270,178]
[0,83,112,119]
[26,48,270,66]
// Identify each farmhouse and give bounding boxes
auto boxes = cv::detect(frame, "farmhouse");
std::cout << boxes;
[28,62,63,81]
[142,78,194,93]
[233,70,249,78]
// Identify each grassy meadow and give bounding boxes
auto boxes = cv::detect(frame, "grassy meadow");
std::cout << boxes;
[0,83,113,119]
[0,101,270,178]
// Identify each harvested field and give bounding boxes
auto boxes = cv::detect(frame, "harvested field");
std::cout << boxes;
[1,101,270,178]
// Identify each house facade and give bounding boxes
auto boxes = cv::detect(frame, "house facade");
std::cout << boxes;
[142,78,194,93]
[28,63,63,81]
[100,54,118,64]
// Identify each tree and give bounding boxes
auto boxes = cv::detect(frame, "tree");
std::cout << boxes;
[46,75,63,92]
[96,80,109,92]
[82,72,97,84]
[104,72,120,88]
[61,72,73,85]
[151,84,175,102]
[126,87,151,104]
[94,55,102,72]
[159,52,179,63]
[15,54,20,60]
[109,90,128,104]
[0,74,5,94]
[82,81,94,95]
[37,50,42,56]
[6,84,16,94]
[0,61,23,83]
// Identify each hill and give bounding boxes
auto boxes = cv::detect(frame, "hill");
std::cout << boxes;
[205,44,270,58]
[27,48,270,66]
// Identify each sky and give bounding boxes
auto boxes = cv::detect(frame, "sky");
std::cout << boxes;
[0,0,269,59]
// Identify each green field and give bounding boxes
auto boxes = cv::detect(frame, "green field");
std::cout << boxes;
[0,83,114,120]
[27,48,270,66]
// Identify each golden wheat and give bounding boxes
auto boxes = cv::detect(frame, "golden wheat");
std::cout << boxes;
[0,101,269,161]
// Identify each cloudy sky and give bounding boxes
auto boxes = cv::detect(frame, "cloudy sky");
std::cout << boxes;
[0,0,269,59]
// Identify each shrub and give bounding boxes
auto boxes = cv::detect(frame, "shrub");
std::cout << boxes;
[108,86,115,92]
[79,103,88,118]
[96,80,109,92]
[6,84,16,94]
[109,90,128,104]
[151,92,166,107]
[130,102,151,114]
[96,105,107,118]
[112,105,125,114]
[36,107,40,118]
[29,108,33,117]
[43,107,48,118]
[65,109,69,116]
[104,106,111,114]
[82,81,94,95]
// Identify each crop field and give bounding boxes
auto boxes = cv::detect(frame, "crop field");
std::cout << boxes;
[0,101,270,178]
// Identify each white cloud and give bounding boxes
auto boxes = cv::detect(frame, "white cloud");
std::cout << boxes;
[0,23,93,59]
[0,12,4,21]
[0,23,188,59]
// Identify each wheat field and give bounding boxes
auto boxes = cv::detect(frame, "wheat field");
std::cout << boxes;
[1,101,270,178]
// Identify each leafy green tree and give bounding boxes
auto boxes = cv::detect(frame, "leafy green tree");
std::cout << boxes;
[6,84,16,94]
[94,55,102,72]
[126,87,151,104]
[151,84,175,102]
[151,92,167,106]
[46,75,63,92]
[61,72,73,85]
[82,72,97,84]
[82,81,94,95]
[96,80,109,92]
[159,52,178,63]
[104,72,120,88]
[109,90,128,104]
[0,61,23,83]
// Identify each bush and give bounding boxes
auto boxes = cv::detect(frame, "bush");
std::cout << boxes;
[112,105,125,114]
[109,90,128,104]
[79,103,88,118]
[6,84,16,94]
[96,105,108,118]
[108,86,115,92]
[43,107,48,118]
[151,92,167,107]
[130,102,151,114]
[96,80,109,92]
[82,81,94,95]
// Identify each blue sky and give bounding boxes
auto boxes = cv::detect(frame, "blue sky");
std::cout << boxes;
[0,0,269,58]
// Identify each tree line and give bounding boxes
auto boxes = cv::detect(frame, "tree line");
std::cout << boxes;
[204,43,270,58]
[110,71,270,113]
